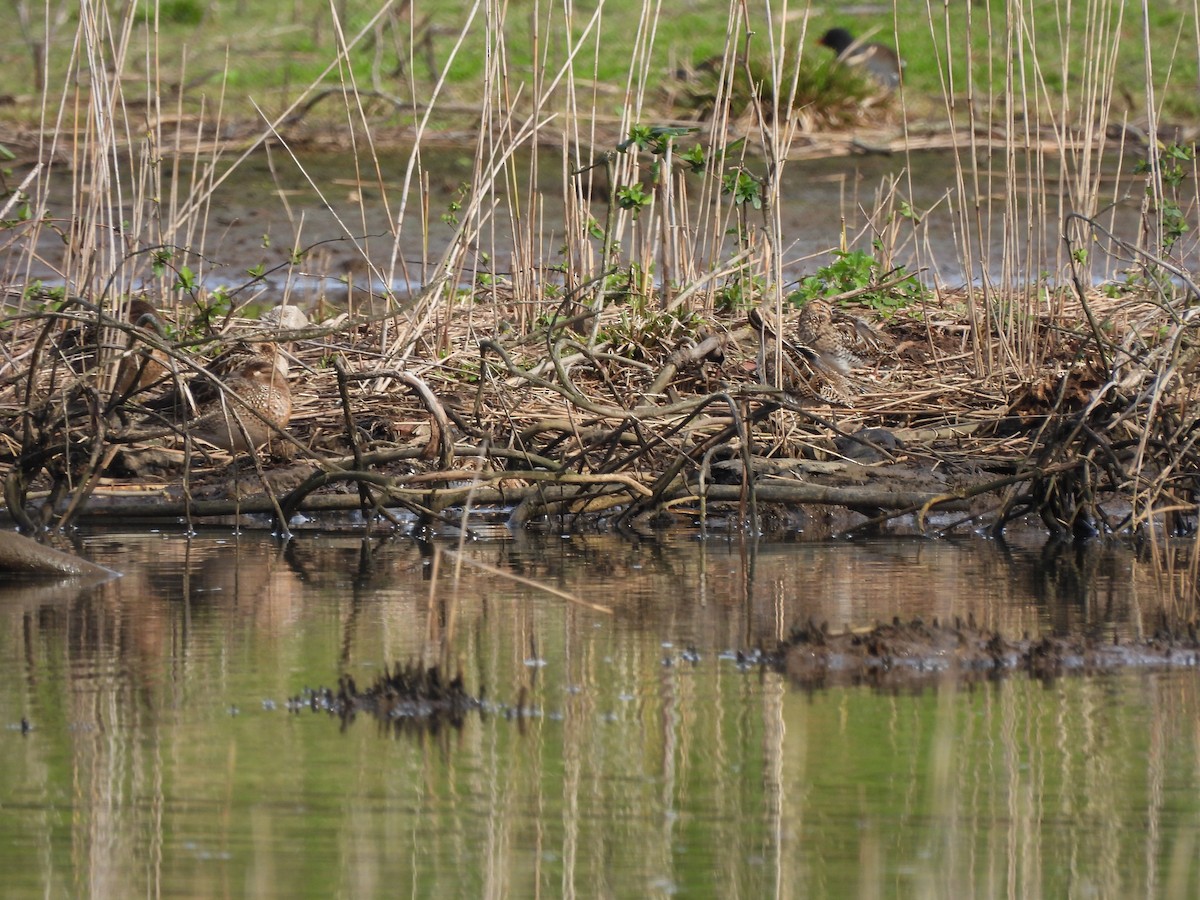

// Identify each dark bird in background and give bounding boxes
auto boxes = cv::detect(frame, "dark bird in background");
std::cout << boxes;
[818,27,903,91]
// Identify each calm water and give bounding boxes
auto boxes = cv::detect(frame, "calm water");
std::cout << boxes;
[1,530,1198,898]
[17,147,1150,296]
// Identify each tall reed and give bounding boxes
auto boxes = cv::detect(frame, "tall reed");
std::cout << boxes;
[6,1,1197,356]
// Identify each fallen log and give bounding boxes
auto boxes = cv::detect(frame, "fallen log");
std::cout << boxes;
[0,531,119,578]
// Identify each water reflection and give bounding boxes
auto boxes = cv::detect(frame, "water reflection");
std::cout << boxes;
[0,531,1196,896]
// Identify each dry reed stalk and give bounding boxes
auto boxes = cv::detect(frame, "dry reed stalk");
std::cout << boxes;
[3,0,1200,603]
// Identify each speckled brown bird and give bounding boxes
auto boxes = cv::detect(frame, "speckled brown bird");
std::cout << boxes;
[146,342,292,454]
[751,309,856,406]
[795,299,894,375]
[187,354,292,454]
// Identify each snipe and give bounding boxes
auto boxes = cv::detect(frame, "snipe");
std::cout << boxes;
[751,309,856,406]
[795,299,894,376]
[190,356,292,454]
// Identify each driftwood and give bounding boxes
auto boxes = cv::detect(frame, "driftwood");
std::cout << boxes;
[0,530,118,578]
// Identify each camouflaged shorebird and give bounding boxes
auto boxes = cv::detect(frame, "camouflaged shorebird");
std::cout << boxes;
[147,342,292,454]
[795,299,895,376]
[750,309,856,406]
[191,356,292,454]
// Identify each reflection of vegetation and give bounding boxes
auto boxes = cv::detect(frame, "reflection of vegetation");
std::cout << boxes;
[299,661,482,735]
[775,615,1200,686]
[4,532,1200,896]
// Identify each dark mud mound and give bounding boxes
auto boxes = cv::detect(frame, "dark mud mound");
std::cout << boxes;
[775,617,1200,688]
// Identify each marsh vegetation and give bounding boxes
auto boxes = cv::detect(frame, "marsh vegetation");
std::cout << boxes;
[5,7,1200,891]
[2,0,1200,606]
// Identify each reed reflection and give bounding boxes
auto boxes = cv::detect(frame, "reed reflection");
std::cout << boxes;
[0,531,1196,897]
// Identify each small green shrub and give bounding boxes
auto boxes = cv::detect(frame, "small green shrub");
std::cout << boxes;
[789,246,922,315]
[138,0,205,26]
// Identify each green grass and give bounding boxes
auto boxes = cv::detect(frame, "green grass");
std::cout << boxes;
[1,1,1197,130]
